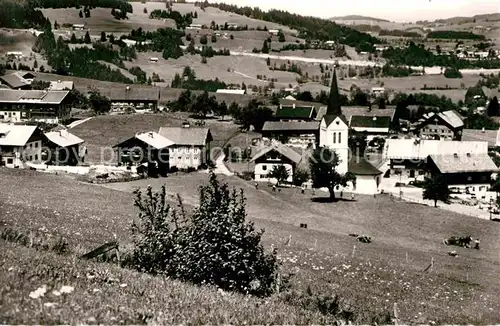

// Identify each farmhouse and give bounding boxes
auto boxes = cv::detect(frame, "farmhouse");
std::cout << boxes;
[113,131,173,177]
[44,129,85,166]
[0,124,44,168]
[6,52,23,59]
[426,153,498,195]
[158,125,213,170]
[275,104,317,121]
[349,115,391,136]
[250,141,303,183]
[371,87,385,97]
[215,89,246,95]
[0,89,72,123]
[149,57,159,62]
[72,24,85,30]
[104,86,160,112]
[261,121,319,149]
[122,39,137,47]
[187,24,202,30]
[268,29,280,35]
[48,80,74,91]
[226,23,239,29]
[0,72,35,90]
[412,110,464,140]
[386,138,489,180]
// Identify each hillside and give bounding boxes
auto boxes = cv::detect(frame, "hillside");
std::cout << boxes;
[330,15,390,22]
[433,13,500,24]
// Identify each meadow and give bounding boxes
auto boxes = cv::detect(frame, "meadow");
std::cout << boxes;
[1,167,500,323]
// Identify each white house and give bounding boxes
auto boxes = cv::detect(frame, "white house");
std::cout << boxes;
[6,52,23,59]
[72,24,85,30]
[149,57,159,62]
[0,124,44,168]
[371,87,385,97]
[49,80,74,91]
[215,89,246,95]
[250,141,303,183]
[122,39,137,47]
[269,29,280,35]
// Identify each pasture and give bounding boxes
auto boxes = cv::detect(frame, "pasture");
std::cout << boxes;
[1,168,500,323]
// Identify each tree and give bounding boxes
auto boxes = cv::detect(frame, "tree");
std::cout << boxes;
[309,147,356,201]
[200,35,208,45]
[201,56,208,64]
[262,40,269,54]
[143,7,148,14]
[230,34,234,40]
[88,88,111,114]
[54,20,59,29]
[487,96,500,117]
[266,57,271,66]
[423,174,451,207]
[109,34,115,43]
[277,30,285,42]
[70,33,77,43]
[211,34,217,43]
[79,10,83,18]
[293,168,310,186]
[30,80,50,90]
[84,31,91,44]
[33,59,38,69]
[267,165,290,186]
[85,9,91,18]
[194,11,198,18]
[100,31,107,42]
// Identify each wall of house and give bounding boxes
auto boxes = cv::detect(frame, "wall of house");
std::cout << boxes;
[23,139,43,163]
[352,175,380,195]
[0,140,42,168]
[169,146,204,169]
[320,118,349,174]
[254,162,294,183]
[0,110,21,122]
[419,123,455,140]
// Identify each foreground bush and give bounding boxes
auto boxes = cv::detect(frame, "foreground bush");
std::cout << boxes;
[130,172,280,296]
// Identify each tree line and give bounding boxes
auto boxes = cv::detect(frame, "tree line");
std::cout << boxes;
[0,2,49,29]
[124,27,185,60]
[427,30,486,40]
[197,2,380,52]
[378,29,421,38]
[171,66,227,92]
[149,9,193,29]
[28,0,132,13]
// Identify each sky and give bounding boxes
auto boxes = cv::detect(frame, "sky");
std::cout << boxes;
[207,0,500,22]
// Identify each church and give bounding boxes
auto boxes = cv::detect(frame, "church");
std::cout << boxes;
[252,69,382,195]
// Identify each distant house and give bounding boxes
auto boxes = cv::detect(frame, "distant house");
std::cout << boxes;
[250,141,303,183]
[261,121,319,149]
[349,116,391,136]
[187,24,202,30]
[158,124,213,170]
[122,39,137,47]
[462,128,500,148]
[284,95,296,101]
[0,72,35,90]
[44,129,85,166]
[426,153,498,195]
[113,131,173,176]
[0,89,72,123]
[149,57,159,62]
[227,23,239,29]
[0,124,45,168]
[215,89,246,95]
[48,80,74,91]
[413,110,464,140]
[104,86,160,112]
[370,87,385,97]
[268,29,280,35]
[6,52,23,59]
[316,106,396,123]
[275,104,317,121]
[72,24,85,30]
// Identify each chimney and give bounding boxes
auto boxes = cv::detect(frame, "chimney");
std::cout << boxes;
[148,131,154,138]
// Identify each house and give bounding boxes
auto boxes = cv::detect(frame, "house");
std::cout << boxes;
[0,72,35,90]
[44,129,85,166]
[371,87,385,97]
[250,141,303,183]
[113,131,173,176]
[149,57,159,62]
[72,24,85,30]
[426,153,498,195]
[462,128,500,148]
[386,138,489,179]
[0,89,72,123]
[284,95,296,101]
[227,23,239,29]
[0,124,45,168]
[215,89,246,95]
[316,106,396,124]
[347,156,383,195]
[122,39,137,47]
[158,125,213,170]
[48,80,74,91]
[187,24,202,30]
[350,116,391,136]
[6,52,23,59]
[413,110,464,140]
[261,121,319,149]
[104,86,160,112]
[269,29,280,35]
[275,104,317,121]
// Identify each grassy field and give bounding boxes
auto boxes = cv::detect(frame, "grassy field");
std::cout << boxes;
[1,168,500,323]
[70,113,243,163]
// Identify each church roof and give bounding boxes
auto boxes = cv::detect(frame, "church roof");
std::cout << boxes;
[324,68,345,126]
[323,114,348,127]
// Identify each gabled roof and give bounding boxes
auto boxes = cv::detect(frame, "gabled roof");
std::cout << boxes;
[418,110,464,130]
[250,142,303,164]
[113,131,174,150]
[350,116,391,129]
[103,87,160,102]
[348,156,382,175]
[322,114,348,127]
[428,153,498,174]
[276,105,316,119]
[0,124,38,146]
[462,129,500,147]
[262,121,320,132]
[45,130,84,147]
[0,90,70,104]
[0,72,31,89]
[49,81,74,91]
[386,139,489,160]
[317,106,396,122]
[158,127,212,146]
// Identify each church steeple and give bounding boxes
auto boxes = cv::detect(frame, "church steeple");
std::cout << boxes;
[327,68,342,116]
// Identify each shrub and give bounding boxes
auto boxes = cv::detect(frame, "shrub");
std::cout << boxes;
[293,168,310,186]
[130,173,280,296]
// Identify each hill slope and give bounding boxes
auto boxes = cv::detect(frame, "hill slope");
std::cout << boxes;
[330,15,390,22]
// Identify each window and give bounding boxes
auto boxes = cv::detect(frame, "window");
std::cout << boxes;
[7,158,13,164]
[35,154,38,160]
[262,165,267,171]
[35,142,39,148]
[333,132,336,144]
[467,176,472,182]
[338,132,342,144]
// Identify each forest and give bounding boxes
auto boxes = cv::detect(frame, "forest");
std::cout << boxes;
[0,2,49,29]
[28,0,133,13]
[427,30,486,40]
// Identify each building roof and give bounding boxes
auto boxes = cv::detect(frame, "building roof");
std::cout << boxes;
[462,129,500,147]
[482,86,500,99]
[386,139,489,160]
[215,89,246,95]
[350,116,391,129]
[420,110,464,130]
[0,124,38,146]
[45,130,84,147]
[262,121,320,132]
[323,114,348,127]
[158,126,212,146]
[276,105,316,119]
[103,87,160,102]
[0,72,31,89]
[49,81,74,91]
[113,131,174,150]
[0,89,70,104]
[250,142,303,164]
[428,153,499,174]
[317,106,396,122]
[348,156,382,175]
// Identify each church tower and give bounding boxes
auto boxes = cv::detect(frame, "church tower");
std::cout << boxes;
[319,68,349,174]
